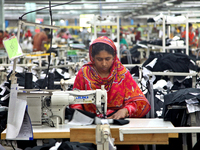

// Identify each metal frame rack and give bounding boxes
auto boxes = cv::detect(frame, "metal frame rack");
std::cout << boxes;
[92,16,120,59]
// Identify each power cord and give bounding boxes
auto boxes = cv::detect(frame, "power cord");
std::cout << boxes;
[10,140,16,150]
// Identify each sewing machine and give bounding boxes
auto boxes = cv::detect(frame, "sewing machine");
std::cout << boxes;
[18,84,107,127]
[50,85,107,124]
[16,85,113,150]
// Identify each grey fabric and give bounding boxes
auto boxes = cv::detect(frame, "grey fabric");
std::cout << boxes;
[0,145,6,150]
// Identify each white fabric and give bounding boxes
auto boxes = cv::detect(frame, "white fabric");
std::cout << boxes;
[153,79,167,90]
[49,142,62,150]
[145,58,157,68]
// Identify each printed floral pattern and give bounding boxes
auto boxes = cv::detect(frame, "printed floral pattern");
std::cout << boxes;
[70,36,151,118]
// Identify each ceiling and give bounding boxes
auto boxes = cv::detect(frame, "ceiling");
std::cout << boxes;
[4,0,200,21]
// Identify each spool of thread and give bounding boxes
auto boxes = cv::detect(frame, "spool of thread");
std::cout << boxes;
[56,117,59,128]
[25,72,33,89]
[48,73,55,89]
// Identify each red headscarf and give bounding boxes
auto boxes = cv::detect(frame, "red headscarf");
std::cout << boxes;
[89,36,117,63]
[25,30,32,38]
[70,36,150,118]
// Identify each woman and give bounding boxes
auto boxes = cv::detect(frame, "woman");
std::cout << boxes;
[70,36,150,119]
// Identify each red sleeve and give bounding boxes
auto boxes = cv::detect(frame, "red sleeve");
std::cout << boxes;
[181,31,186,38]
[69,68,84,110]
[123,72,151,118]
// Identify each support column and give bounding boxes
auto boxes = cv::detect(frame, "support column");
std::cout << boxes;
[75,18,78,26]
[74,18,78,35]
[66,20,69,26]
[0,0,5,30]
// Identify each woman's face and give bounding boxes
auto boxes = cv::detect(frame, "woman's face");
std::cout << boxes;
[93,50,114,74]
[189,26,193,32]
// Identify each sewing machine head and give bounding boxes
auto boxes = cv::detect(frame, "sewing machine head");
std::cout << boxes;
[50,85,107,124]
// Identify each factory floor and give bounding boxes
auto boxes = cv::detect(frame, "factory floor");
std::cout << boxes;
[4,146,15,150]
[1,140,22,150]
[1,146,22,150]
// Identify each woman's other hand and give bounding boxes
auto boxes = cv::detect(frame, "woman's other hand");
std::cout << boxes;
[107,108,128,119]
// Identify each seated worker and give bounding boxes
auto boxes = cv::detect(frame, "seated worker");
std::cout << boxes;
[70,36,150,150]
[43,34,53,51]
[70,36,150,119]
[33,28,50,52]
[0,30,4,49]
[120,33,129,50]
[57,28,68,40]
[181,23,198,47]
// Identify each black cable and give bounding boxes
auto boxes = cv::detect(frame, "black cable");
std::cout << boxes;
[41,0,53,89]
[42,118,54,127]
[10,140,16,150]
[19,0,76,20]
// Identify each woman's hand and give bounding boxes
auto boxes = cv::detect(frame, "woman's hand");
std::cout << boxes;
[107,108,129,119]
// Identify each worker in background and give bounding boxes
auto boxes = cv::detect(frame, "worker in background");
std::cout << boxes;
[134,26,142,43]
[43,34,53,51]
[181,23,198,47]
[0,30,4,49]
[33,28,50,52]
[137,24,143,37]
[66,32,72,39]
[174,26,181,37]
[197,28,200,48]
[19,30,24,44]
[120,33,129,50]
[25,29,33,38]
[196,28,199,37]
[101,28,107,33]
[0,30,11,49]
[57,28,68,40]
[81,27,88,45]
[4,30,10,39]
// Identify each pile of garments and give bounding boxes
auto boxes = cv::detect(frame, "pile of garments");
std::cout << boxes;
[142,52,197,89]
[130,52,199,118]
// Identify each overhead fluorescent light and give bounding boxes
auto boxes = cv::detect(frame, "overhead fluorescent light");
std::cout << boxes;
[58,11,70,14]
[53,6,83,9]
[105,0,147,4]
[183,1,200,4]
[175,4,200,7]
[83,4,98,9]
[102,6,118,9]
[4,6,24,9]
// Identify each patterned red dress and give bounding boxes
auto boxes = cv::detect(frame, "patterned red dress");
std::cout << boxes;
[70,36,150,118]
